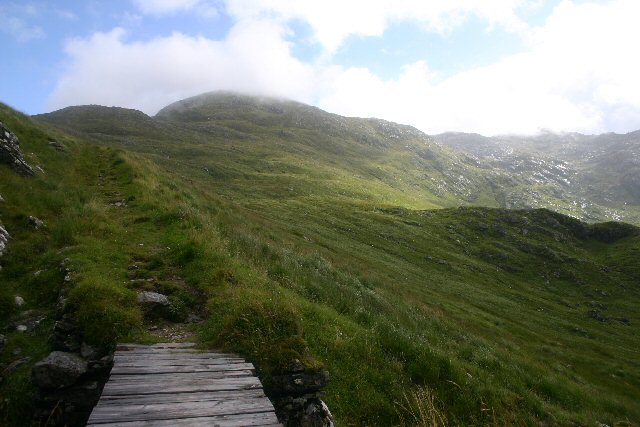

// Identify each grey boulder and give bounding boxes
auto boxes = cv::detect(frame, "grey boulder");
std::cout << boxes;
[32,351,88,388]
[137,291,169,306]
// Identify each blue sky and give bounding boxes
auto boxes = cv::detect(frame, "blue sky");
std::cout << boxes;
[1,0,639,135]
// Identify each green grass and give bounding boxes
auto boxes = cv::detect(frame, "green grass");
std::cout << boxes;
[1,95,639,426]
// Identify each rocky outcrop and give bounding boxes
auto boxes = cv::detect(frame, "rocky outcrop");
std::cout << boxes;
[0,224,9,256]
[269,359,334,427]
[28,215,45,229]
[0,121,34,176]
[48,140,66,152]
[33,312,114,426]
[28,269,115,427]
[32,349,114,426]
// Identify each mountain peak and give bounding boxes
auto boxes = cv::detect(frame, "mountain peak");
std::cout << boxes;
[155,91,317,121]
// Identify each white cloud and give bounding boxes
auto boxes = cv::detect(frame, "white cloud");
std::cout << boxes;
[0,14,44,42]
[318,0,640,135]
[47,20,315,114]
[48,0,640,135]
[56,10,78,20]
[132,0,218,16]
[225,0,533,53]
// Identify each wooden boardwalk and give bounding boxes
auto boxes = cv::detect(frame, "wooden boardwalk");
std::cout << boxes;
[87,343,281,426]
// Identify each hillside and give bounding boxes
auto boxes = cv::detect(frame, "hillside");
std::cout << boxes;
[37,93,499,210]
[435,131,640,224]
[0,94,638,426]
[40,93,640,226]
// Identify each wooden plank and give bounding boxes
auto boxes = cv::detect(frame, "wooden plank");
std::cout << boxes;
[104,375,260,390]
[88,411,280,426]
[117,343,196,349]
[114,358,246,367]
[88,398,275,423]
[113,354,246,363]
[114,347,213,354]
[89,343,279,426]
[97,389,267,406]
[110,362,255,375]
[107,370,254,384]
[115,353,240,360]
[114,350,200,355]
[113,358,246,367]
[101,377,263,396]
[115,349,203,355]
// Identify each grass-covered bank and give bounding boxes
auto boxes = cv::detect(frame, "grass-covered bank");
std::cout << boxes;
[197,201,640,426]
[2,99,639,426]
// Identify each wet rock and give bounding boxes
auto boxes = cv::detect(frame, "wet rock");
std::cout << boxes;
[0,121,34,176]
[28,215,45,229]
[32,351,88,389]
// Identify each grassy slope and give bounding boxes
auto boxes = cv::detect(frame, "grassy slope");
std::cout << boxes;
[1,96,638,426]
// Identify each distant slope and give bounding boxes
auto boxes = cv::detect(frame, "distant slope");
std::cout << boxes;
[36,104,167,139]
[37,92,510,210]
[39,93,640,225]
[435,131,640,224]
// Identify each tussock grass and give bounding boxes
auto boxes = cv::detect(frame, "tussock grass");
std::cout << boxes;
[397,386,448,427]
